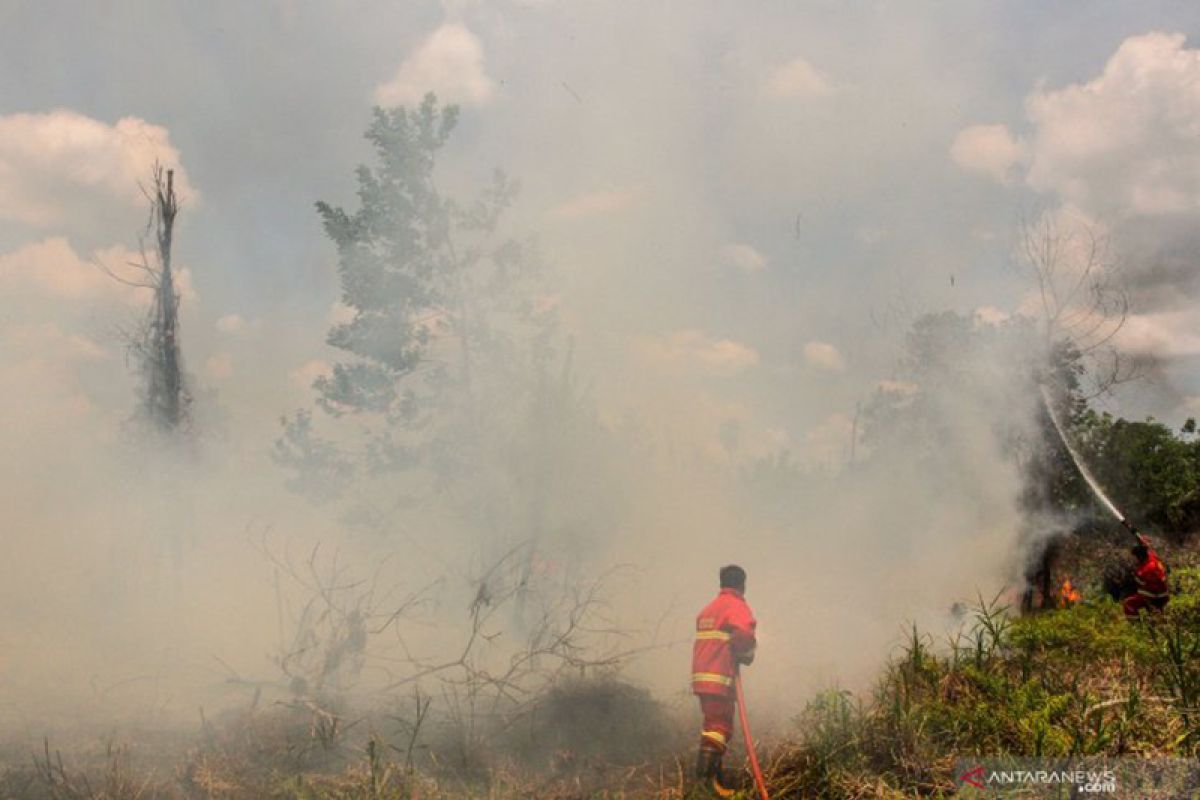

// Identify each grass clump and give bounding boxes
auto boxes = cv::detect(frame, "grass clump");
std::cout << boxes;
[765,575,1200,798]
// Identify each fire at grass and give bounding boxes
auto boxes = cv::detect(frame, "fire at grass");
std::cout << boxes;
[2,384,1196,798]
[5,84,1200,800]
[3,375,1190,799]
[13,540,1200,800]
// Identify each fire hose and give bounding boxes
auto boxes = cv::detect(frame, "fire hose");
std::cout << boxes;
[735,672,771,800]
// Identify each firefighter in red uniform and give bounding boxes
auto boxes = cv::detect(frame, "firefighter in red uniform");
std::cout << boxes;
[1123,533,1169,620]
[692,564,756,797]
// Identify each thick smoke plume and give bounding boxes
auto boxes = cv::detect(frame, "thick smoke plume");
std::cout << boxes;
[0,2,1194,770]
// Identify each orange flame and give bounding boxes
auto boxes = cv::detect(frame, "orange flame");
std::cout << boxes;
[1060,578,1081,606]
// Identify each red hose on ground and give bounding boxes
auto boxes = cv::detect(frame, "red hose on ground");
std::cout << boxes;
[735,672,771,800]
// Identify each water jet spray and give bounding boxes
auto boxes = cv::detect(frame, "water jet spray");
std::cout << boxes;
[1039,384,1143,544]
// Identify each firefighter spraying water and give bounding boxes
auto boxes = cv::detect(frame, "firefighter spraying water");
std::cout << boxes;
[1125,537,1169,619]
[1039,385,1170,619]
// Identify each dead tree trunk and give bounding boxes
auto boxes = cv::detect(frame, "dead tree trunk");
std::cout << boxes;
[142,166,189,433]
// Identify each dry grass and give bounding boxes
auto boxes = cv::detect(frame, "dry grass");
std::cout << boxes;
[9,550,1200,798]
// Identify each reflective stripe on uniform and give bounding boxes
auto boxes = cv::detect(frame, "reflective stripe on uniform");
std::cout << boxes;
[693,672,733,686]
[695,630,731,641]
[1138,589,1169,599]
[701,729,727,746]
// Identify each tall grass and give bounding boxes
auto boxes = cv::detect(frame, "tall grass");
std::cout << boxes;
[765,571,1200,797]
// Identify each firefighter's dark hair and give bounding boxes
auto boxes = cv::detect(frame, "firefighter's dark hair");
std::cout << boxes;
[719,564,746,590]
[1132,544,1149,560]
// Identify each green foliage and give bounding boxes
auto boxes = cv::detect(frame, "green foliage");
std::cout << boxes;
[1007,601,1154,667]
[272,409,355,503]
[1165,566,1200,612]
[773,578,1200,798]
[1071,411,1200,533]
[275,93,558,504]
[315,97,461,412]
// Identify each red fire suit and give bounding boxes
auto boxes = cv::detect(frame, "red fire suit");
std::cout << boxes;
[1123,545,1169,619]
[692,587,757,752]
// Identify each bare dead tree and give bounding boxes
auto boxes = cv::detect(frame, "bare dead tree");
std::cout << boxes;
[367,551,672,778]
[99,163,191,434]
[244,532,676,774]
[252,533,439,702]
[199,533,443,765]
[376,550,639,699]
[139,165,189,431]
[1019,211,1138,397]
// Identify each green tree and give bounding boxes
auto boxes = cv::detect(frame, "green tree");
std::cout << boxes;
[1073,412,1200,535]
[274,95,620,594]
[275,94,551,501]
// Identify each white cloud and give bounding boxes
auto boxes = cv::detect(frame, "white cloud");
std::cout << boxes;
[955,33,1200,218]
[765,56,834,98]
[549,188,640,220]
[0,237,143,307]
[216,314,245,334]
[950,124,1027,184]
[0,237,181,438]
[1114,310,1200,358]
[290,359,331,390]
[877,379,918,397]
[721,242,767,274]
[374,24,496,107]
[1023,32,1200,216]
[803,341,845,372]
[634,329,760,377]
[3,322,107,363]
[801,412,853,469]
[215,314,261,335]
[326,302,356,328]
[203,353,234,381]
[0,110,195,228]
[973,305,1011,326]
[0,321,115,432]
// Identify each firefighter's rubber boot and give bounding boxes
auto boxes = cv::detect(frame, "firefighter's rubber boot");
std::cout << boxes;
[695,748,736,798]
